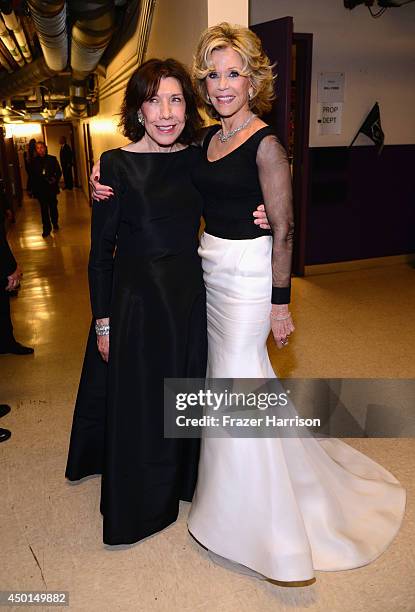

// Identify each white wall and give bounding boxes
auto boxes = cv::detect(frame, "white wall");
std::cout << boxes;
[250,0,415,146]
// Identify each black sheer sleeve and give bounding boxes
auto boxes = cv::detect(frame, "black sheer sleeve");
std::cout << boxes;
[88,151,122,319]
[256,135,294,305]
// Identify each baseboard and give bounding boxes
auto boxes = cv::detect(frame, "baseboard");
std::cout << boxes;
[304,253,415,276]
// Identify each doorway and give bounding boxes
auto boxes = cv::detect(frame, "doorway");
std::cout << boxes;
[42,122,79,188]
[251,18,313,276]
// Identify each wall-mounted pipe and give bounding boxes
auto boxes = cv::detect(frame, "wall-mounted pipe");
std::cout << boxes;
[0,15,24,67]
[70,0,115,81]
[27,0,68,72]
[0,56,55,99]
[0,8,32,63]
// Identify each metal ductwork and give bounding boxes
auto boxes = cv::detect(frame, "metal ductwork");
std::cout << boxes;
[27,0,68,72]
[0,5,32,64]
[0,0,117,117]
[70,0,115,81]
[67,80,87,117]
[24,86,43,108]
[0,56,55,98]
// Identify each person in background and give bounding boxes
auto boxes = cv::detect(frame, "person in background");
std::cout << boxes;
[23,138,37,197]
[31,141,62,238]
[0,186,34,356]
[59,136,74,190]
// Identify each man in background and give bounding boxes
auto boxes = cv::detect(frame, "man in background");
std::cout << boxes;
[31,141,62,238]
[59,136,74,190]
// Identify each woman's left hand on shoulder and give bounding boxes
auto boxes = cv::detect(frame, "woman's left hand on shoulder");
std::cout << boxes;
[90,159,114,201]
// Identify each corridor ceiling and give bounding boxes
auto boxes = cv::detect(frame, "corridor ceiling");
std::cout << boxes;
[0,0,138,122]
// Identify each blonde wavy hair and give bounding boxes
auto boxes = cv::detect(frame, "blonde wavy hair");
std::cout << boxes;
[193,22,275,118]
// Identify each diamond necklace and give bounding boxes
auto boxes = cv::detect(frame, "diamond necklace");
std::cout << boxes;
[217,113,256,143]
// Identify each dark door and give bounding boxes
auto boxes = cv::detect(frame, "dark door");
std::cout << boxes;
[251,18,312,276]
[251,17,293,150]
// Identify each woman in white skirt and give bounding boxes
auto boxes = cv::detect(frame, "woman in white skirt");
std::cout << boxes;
[187,22,406,586]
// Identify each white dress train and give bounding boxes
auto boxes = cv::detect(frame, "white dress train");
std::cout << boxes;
[187,232,406,583]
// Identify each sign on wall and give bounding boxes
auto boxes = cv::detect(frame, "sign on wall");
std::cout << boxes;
[317,103,343,135]
[317,72,345,135]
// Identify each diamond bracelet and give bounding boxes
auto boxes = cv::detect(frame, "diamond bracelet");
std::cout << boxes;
[270,312,291,321]
[95,322,110,336]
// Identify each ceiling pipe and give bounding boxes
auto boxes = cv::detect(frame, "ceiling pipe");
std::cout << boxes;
[0,48,12,72]
[69,0,115,81]
[0,15,24,67]
[63,1,115,118]
[0,6,32,63]
[25,86,43,108]
[66,79,87,117]
[0,56,55,99]
[27,0,68,72]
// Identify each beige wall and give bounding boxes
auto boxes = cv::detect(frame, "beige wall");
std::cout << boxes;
[208,0,248,26]
[250,0,415,147]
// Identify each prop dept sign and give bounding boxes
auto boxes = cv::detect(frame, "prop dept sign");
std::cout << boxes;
[317,104,343,135]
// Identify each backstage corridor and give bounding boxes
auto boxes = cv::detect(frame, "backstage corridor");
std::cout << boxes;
[0,188,414,611]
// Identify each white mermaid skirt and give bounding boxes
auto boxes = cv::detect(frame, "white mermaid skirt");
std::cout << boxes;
[187,232,406,582]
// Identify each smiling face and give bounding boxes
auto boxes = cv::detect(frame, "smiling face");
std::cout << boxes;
[205,46,252,119]
[140,76,186,148]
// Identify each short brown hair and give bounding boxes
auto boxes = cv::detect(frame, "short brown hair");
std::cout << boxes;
[119,58,203,144]
[193,22,275,119]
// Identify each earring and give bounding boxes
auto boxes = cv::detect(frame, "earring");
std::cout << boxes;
[248,91,253,101]
[137,110,144,125]
[207,94,211,103]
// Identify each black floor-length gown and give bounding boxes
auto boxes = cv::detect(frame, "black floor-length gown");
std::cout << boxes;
[65,146,207,545]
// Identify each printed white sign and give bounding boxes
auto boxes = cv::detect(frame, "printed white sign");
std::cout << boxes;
[317,103,343,135]
[317,72,345,103]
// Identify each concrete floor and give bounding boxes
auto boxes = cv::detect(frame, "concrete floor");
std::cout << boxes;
[1,189,414,611]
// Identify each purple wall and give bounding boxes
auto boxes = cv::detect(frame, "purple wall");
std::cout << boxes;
[306,144,415,264]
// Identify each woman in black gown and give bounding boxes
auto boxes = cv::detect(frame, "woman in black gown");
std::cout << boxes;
[65,59,207,545]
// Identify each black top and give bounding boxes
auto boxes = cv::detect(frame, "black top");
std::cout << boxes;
[89,146,204,319]
[192,124,294,304]
[194,124,273,240]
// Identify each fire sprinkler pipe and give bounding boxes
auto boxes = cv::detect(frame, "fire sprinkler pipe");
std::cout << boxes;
[0,6,32,63]
[0,15,24,67]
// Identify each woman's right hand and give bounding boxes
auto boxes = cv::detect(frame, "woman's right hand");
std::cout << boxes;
[89,159,114,201]
[96,317,110,361]
[97,335,109,362]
